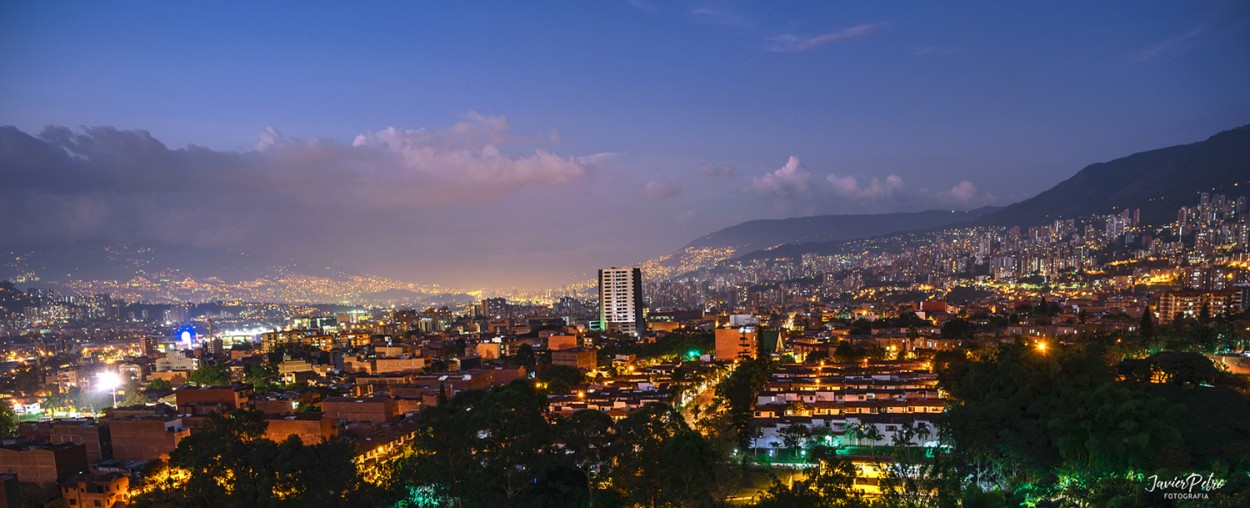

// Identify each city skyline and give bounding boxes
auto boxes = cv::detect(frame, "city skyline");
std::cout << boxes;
[3,1,1250,288]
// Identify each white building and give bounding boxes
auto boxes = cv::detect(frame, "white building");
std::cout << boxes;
[598,266,645,337]
[155,350,200,372]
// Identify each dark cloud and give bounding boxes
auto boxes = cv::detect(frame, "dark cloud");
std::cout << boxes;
[642,180,681,201]
[698,162,736,177]
[0,116,595,259]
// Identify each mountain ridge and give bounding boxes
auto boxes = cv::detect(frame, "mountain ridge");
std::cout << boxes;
[980,124,1250,226]
[652,123,1250,276]
[686,207,999,253]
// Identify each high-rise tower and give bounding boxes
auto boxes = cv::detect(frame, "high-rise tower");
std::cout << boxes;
[598,266,645,337]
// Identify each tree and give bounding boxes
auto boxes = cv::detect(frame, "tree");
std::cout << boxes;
[849,319,874,336]
[539,364,586,395]
[0,401,17,438]
[1147,351,1220,386]
[751,454,866,508]
[556,410,615,507]
[146,378,173,391]
[394,381,574,507]
[715,357,772,449]
[833,342,856,362]
[941,318,974,340]
[779,423,811,461]
[939,343,1198,500]
[1139,306,1155,341]
[245,363,278,392]
[610,402,718,507]
[134,409,380,508]
[188,361,230,386]
[514,344,537,373]
[119,377,149,407]
[862,424,884,451]
[805,350,829,364]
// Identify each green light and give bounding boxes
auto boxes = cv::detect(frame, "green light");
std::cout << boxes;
[687,349,699,359]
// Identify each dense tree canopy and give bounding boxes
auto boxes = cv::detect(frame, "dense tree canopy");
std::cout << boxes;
[940,341,1250,506]
[188,361,231,386]
[133,409,379,508]
[392,380,737,507]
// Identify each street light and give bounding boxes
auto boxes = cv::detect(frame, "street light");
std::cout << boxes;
[97,371,121,409]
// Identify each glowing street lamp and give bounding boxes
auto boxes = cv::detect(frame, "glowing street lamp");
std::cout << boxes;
[1036,341,1048,354]
[97,371,121,408]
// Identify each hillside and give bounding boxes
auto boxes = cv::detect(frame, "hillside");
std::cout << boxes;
[982,124,1250,226]
[641,208,997,279]
[686,208,997,253]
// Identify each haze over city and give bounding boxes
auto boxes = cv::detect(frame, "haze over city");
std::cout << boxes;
[3,1,1249,288]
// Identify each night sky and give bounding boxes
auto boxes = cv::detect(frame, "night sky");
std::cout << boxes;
[3,1,1249,288]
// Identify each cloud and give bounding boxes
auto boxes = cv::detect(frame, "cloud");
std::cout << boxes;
[747,156,812,197]
[350,119,586,200]
[698,162,736,177]
[936,180,995,205]
[1132,26,1205,63]
[825,173,904,200]
[690,7,751,27]
[0,116,592,249]
[767,22,886,52]
[623,0,654,12]
[576,152,621,166]
[642,180,681,201]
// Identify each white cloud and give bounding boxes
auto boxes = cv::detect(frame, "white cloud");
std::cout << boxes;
[748,156,812,197]
[936,180,994,205]
[643,180,681,201]
[767,22,886,53]
[826,173,904,200]
[1132,26,1205,63]
[624,0,654,12]
[690,7,751,27]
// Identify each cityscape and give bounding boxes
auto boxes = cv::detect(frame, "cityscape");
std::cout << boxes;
[3,2,1250,508]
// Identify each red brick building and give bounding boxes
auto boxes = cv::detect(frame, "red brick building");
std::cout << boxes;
[50,420,112,462]
[105,417,189,461]
[321,397,398,423]
[174,384,254,415]
[551,348,597,371]
[0,442,89,484]
[265,413,339,445]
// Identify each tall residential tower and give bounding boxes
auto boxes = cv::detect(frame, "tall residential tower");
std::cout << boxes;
[598,266,645,337]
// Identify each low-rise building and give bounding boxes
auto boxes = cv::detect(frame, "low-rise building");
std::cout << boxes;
[0,442,89,484]
[321,397,398,424]
[104,417,189,461]
[551,348,596,371]
[61,473,129,508]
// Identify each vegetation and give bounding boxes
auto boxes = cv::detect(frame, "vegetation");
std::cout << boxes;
[939,340,1250,506]
[146,378,173,391]
[132,409,381,508]
[597,329,714,362]
[392,380,741,507]
[0,401,18,438]
[537,364,586,394]
[715,357,773,450]
[119,377,150,407]
[188,361,231,386]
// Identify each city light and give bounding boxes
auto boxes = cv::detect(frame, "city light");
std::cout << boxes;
[97,370,121,408]
[1,5,1246,506]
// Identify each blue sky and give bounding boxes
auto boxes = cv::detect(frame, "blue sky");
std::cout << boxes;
[2,1,1249,287]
